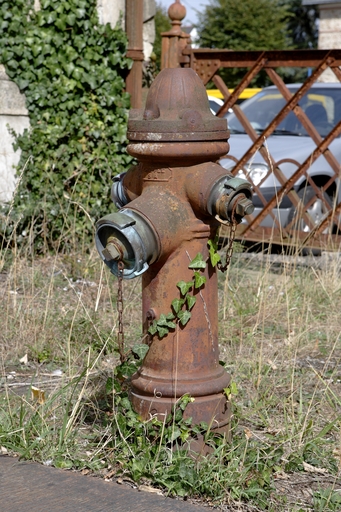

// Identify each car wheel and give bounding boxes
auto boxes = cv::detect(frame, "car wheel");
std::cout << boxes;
[287,185,333,255]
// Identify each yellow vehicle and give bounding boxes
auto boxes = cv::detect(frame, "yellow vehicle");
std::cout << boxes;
[207,88,262,102]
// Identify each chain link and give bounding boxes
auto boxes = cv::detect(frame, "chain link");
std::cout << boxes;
[217,202,238,273]
[117,260,125,363]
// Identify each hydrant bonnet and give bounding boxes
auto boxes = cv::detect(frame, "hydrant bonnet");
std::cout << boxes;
[127,68,230,142]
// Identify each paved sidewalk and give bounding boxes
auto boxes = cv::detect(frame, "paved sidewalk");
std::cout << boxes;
[0,456,208,512]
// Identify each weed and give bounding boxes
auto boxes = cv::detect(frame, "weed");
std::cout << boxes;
[313,488,341,511]
[2,244,341,510]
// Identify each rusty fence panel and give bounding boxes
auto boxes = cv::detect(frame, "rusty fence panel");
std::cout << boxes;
[181,48,341,251]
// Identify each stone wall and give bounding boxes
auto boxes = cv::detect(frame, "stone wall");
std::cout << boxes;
[318,3,341,82]
[0,65,29,203]
[303,0,341,83]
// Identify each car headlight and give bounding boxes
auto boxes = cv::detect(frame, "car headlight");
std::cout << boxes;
[236,163,269,186]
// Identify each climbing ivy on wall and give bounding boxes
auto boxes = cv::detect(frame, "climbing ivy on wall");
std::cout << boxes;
[0,0,132,252]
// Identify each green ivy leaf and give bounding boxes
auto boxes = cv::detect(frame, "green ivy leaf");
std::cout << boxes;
[66,13,77,26]
[157,313,176,329]
[177,280,193,296]
[157,314,169,326]
[171,298,185,314]
[208,239,221,267]
[188,252,207,270]
[157,326,169,338]
[132,343,149,360]
[55,17,66,31]
[170,427,181,441]
[148,321,158,335]
[55,458,73,469]
[167,322,177,329]
[186,295,196,310]
[177,310,191,326]
[223,381,238,399]
[105,376,114,394]
[194,272,207,289]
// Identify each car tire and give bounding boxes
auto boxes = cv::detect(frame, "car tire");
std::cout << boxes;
[287,185,333,256]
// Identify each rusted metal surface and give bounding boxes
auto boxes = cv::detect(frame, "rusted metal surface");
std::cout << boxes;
[0,456,207,512]
[96,66,252,446]
[186,49,341,80]
[125,0,144,109]
[133,239,231,429]
[128,67,229,143]
[160,3,341,249]
[161,1,190,70]
[125,68,232,433]
[216,54,268,117]
[185,48,341,248]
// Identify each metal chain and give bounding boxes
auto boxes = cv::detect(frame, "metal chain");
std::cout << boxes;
[217,202,238,273]
[117,260,125,363]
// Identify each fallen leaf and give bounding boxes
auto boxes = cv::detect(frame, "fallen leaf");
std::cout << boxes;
[244,427,253,439]
[51,369,63,376]
[139,485,163,495]
[303,461,328,474]
[274,471,290,480]
[104,469,117,480]
[31,386,45,404]
[20,354,28,364]
[267,359,277,370]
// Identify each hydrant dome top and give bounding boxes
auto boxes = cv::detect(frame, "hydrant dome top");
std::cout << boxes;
[127,68,230,142]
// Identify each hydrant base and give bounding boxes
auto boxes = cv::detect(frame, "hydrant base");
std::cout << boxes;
[130,389,231,433]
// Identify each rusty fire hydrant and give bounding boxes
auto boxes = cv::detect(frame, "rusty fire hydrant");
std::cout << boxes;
[95,68,253,443]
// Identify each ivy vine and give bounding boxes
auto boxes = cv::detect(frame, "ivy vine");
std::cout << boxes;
[0,0,132,252]
[148,252,212,339]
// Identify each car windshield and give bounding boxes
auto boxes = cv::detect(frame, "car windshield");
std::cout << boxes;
[226,87,341,137]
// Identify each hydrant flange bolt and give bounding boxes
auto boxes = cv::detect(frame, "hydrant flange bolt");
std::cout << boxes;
[102,237,124,261]
[217,193,254,224]
[146,309,156,321]
[234,196,254,217]
[208,175,254,223]
[95,210,160,279]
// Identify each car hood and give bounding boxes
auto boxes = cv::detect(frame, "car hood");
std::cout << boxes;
[224,134,316,166]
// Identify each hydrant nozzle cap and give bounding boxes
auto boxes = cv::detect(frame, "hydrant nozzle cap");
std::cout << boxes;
[127,68,230,142]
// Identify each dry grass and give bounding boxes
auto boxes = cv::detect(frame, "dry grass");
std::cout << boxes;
[1,245,341,511]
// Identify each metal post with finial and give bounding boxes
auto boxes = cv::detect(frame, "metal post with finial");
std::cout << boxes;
[161,1,191,69]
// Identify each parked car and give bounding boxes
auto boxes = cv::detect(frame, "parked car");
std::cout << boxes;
[207,95,224,115]
[219,83,341,232]
[207,89,261,115]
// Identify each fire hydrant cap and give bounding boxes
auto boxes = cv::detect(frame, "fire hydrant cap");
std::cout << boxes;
[127,68,230,142]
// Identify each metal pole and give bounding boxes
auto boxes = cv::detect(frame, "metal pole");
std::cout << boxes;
[161,0,190,69]
[125,0,144,108]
